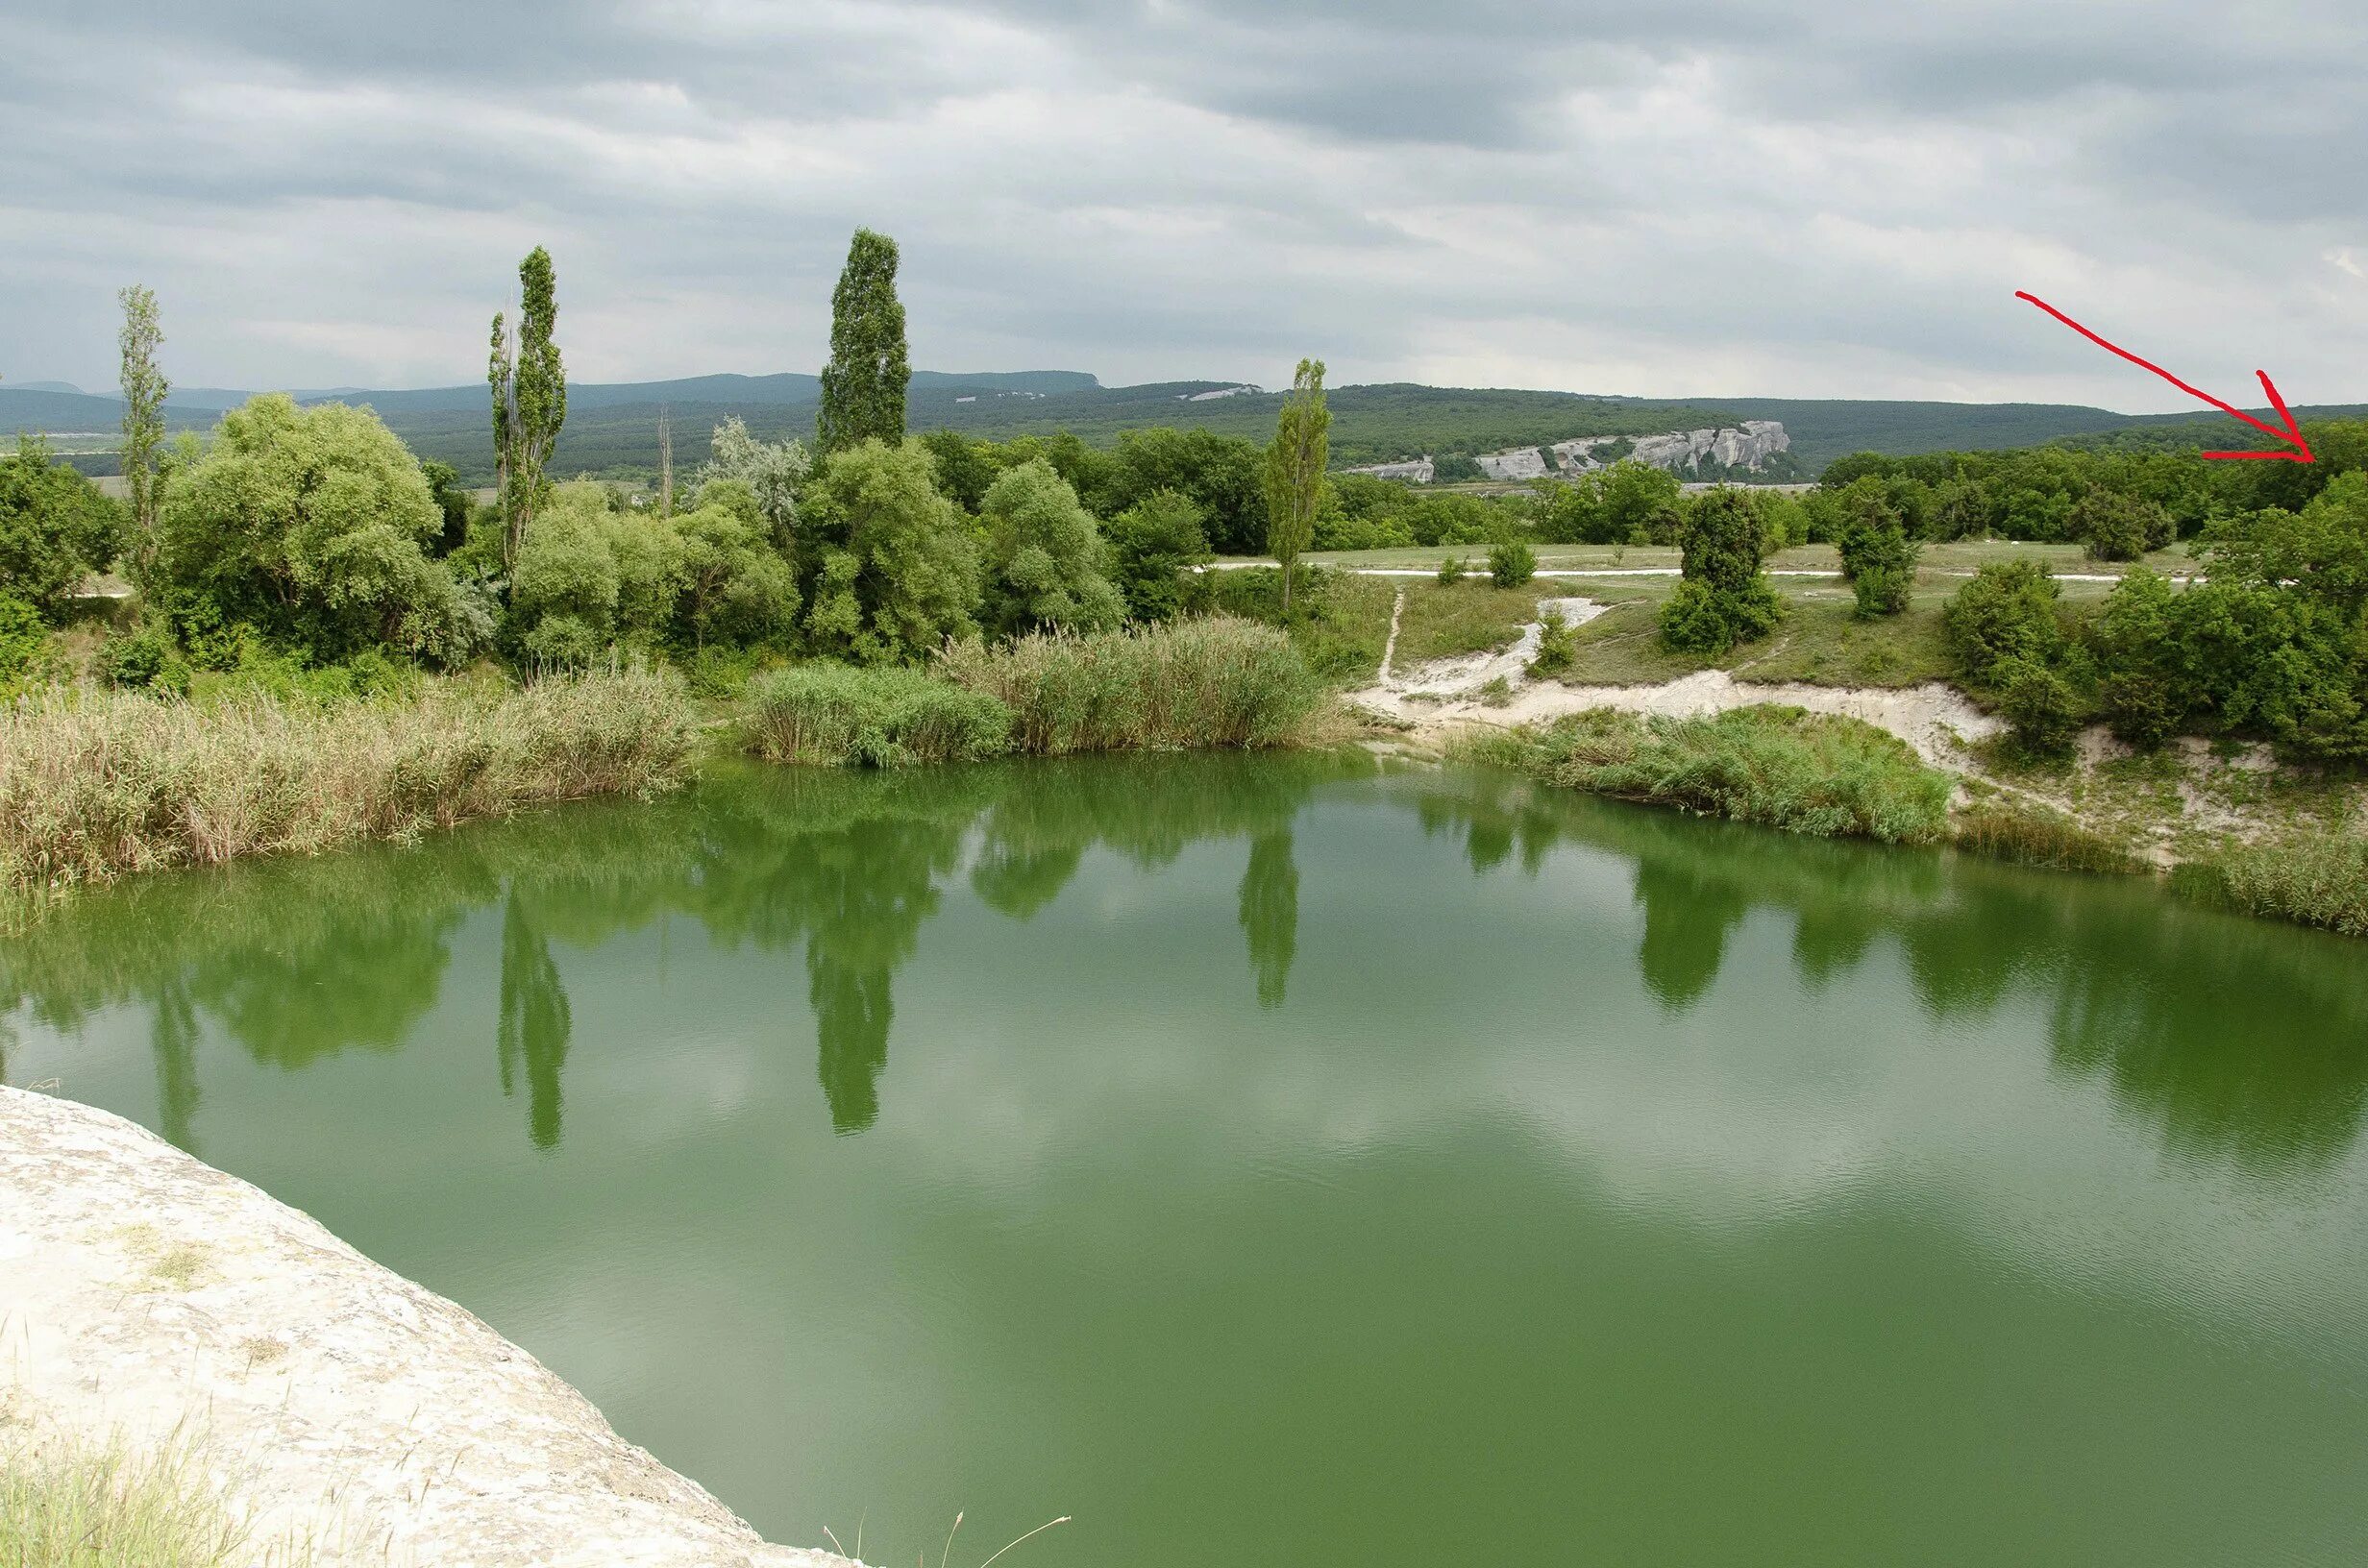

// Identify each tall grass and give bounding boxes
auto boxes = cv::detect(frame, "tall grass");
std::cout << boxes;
[1469,705,1953,844]
[742,663,1013,766]
[1,669,696,891]
[0,1430,272,1568]
[938,618,1328,754]
[1953,797,2144,874]
[2178,833,2368,937]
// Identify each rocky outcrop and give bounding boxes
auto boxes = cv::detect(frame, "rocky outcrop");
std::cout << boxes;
[0,1084,861,1568]
[1346,456,1435,482]
[1474,447,1549,481]
[1625,421,1789,474]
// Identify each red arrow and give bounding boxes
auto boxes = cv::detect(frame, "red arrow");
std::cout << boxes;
[2014,290,2315,463]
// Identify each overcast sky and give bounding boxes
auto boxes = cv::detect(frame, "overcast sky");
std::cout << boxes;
[5,1,2364,408]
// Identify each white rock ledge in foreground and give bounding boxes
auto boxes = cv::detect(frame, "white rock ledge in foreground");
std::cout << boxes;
[0,1083,859,1568]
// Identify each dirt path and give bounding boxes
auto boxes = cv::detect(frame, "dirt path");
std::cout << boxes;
[1376,585,1406,684]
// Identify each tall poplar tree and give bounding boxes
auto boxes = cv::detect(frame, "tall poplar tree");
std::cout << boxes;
[816,229,909,454]
[1262,357,1329,618]
[488,246,567,571]
[116,285,168,576]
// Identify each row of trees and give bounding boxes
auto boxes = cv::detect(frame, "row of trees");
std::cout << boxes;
[0,230,1339,695]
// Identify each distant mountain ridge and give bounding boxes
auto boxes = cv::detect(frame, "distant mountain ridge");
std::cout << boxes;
[6,371,2360,482]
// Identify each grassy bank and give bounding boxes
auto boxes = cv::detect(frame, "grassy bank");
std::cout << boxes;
[2179,835,2368,938]
[0,1429,277,1568]
[1458,706,1953,845]
[746,618,1332,765]
[1,669,695,893]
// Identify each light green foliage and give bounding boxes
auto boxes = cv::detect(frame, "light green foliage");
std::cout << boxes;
[1437,555,1467,584]
[115,284,168,570]
[1501,705,1952,844]
[1316,472,1418,551]
[0,594,49,697]
[742,663,1013,766]
[1536,461,1684,545]
[0,1430,250,1568]
[979,458,1125,635]
[1942,560,2090,751]
[1264,358,1329,614]
[939,617,1325,752]
[699,415,808,544]
[489,246,566,569]
[817,228,910,454]
[1404,493,1507,548]
[1,433,123,617]
[674,489,800,649]
[920,428,1005,510]
[1659,488,1782,654]
[796,437,982,663]
[1102,427,1267,556]
[148,395,487,666]
[1832,480,1919,617]
[2186,834,2368,937]
[1102,488,1211,621]
[1489,539,1537,587]
[2073,487,2173,562]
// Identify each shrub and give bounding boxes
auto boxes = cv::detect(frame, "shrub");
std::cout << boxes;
[1991,653,2086,754]
[978,457,1126,635]
[1489,540,1537,587]
[938,617,1325,753]
[1504,705,1952,844]
[94,622,189,695]
[1658,489,1782,654]
[0,669,695,891]
[1944,560,2067,686]
[1529,606,1575,677]
[741,663,1013,767]
[0,594,50,697]
[0,433,123,620]
[1834,486,1919,617]
[1437,555,1468,585]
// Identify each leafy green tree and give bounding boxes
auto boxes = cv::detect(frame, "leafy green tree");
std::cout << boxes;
[921,428,1004,511]
[978,458,1125,635]
[699,415,808,546]
[1931,477,1994,540]
[1658,488,1781,654]
[2204,472,2368,620]
[1942,559,2068,687]
[1,433,123,618]
[1602,460,1683,544]
[489,246,567,571]
[116,284,168,575]
[1103,489,1211,621]
[1108,428,1268,554]
[672,488,799,650]
[1833,481,1918,617]
[149,395,489,665]
[797,438,982,663]
[2073,488,2172,562]
[817,229,910,454]
[1263,358,1329,617]
[419,459,472,556]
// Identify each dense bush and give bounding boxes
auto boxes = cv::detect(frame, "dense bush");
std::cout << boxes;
[1103,489,1212,621]
[978,458,1125,635]
[146,395,488,667]
[939,617,1325,752]
[1534,460,1683,545]
[1659,488,1781,654]
[1489,540,1537,587]
[1942,561,2090,751]
[0,434,123,619]
[741,663,1012,766]
[1104,427,1267,554]
[2072,488,2173,562]
[1497,705,1952,844]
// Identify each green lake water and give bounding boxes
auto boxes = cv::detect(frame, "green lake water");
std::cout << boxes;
[6,754,2367,1565]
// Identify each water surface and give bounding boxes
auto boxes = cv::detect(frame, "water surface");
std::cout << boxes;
[7,755,2367,1566]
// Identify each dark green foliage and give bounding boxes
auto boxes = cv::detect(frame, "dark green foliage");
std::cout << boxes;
[742,663,1012,766]
[0,594,46,696]
[1659,488,1781,654]
[0,434,122,618]
[1104,428,1266,555]
[1488,540,1536,587]
[1942,561,2089,751]
[920,428,1001,511]
[95,621,190,695]
[1832,481,1918,617]
[2072,487,2173,561]
[1437,555,1467,585]
[816,229,910,455]
[419,459,473,556]
[1992,655,2085,753]
[489,246,566,569]
[1102,489,1211,621]
[1503,706,1953,844]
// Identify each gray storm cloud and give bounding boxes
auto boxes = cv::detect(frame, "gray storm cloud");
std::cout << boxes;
[2,0,2361,405]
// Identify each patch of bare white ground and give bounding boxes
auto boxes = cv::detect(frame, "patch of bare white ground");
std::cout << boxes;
[1355,597,2004,767]
[0,1084,864,1568]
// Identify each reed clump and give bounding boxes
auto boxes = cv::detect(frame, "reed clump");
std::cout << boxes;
[0,669,695,891]
[938,617,1327,754]
[741,663,1014,766]
[1952,797,2144,874]
[2177,832,2368,937]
